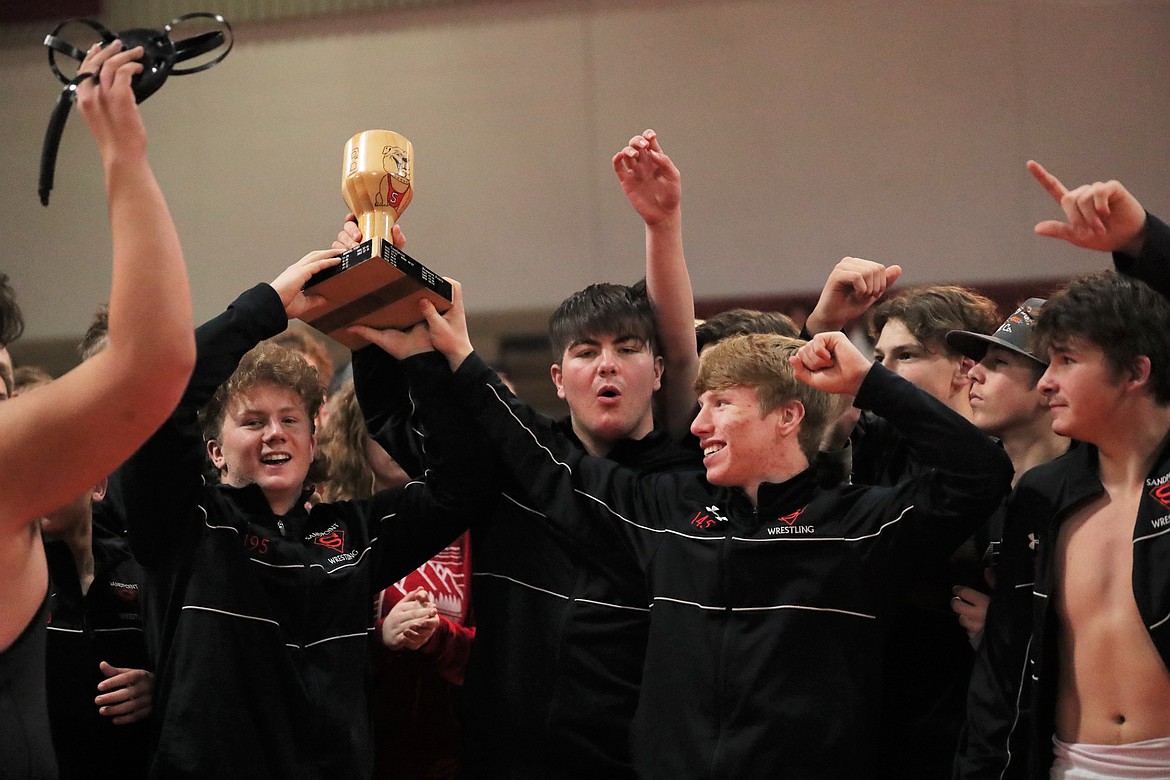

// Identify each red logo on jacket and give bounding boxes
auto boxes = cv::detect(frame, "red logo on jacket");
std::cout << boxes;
[689,506,727,530]
[1150,481,1170,510]
[690,511,717,530]
[314,531,346,551]
[777,507,805,526]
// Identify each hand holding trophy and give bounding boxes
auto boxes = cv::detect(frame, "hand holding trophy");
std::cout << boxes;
[303,129,452,349]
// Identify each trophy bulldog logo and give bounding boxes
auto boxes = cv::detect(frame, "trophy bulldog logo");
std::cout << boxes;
[377,145,411,209]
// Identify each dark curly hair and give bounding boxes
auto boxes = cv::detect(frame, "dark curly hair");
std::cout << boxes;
[78,305,110,360]
[198,342,325,441]
[1035,271,1170,404]
[0,273,24,347]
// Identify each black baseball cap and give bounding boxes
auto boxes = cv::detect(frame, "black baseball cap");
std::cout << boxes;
[946,297,1047,367]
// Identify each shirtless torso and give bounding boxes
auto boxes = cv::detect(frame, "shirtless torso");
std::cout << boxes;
[0,525,46,651]
[1055,486,1170,745]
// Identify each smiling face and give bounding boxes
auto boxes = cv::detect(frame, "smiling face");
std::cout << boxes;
[1038,337,1125,443]
[966,345,1048,438]
[690,384,798,503]
[552,333,662,456]
[874,319,971,412]
[208,382,316,514]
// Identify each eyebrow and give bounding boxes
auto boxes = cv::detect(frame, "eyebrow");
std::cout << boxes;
[874,340,923,355]
[234,404,305,417]
[568,334,644,349]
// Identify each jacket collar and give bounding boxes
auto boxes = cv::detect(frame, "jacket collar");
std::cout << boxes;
[554,418,702,472]
[713,466,821,529]
[756,466,821,516]
[214,481,312,531]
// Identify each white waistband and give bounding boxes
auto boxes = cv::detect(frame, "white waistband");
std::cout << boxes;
[1052,735,1170,779]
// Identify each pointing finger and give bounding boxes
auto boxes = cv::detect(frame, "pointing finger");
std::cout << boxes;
[1027,160,1068,203]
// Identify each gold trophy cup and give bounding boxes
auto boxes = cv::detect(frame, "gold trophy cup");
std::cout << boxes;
[303,130,452,349]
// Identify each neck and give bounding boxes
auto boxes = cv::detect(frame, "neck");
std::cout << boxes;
[575,428,613,458]
[54,522,95,596]
[998,418,1070,487]
[744,453,811,507]
[572,419,652,458]
[267,492,303,517]
[1095,402,1170,492]
[220,472,304,517]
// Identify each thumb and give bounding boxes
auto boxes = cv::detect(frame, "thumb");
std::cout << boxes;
[789,354,812,384]
[98,660,121,678]
[420,299,450,335]
[298,293,327,317]
[1034,220,1076,241]
[884,264,903,288]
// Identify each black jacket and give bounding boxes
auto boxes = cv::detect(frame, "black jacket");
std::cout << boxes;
[121,284,485,779]
[351,345,699,778]
[956,211,1170,779]
[958,439,1170,779]
[45,535,151,778]
[452,352,1012,778]
[852,409,992,779]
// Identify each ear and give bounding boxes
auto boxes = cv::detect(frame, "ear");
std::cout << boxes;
[773,400,806,440]
[91,478,108,503]
[1124,355,1153,392]
[954,356,976,390]
[652,355,664,392]
[207,438,227,472]
[550,362,566,400]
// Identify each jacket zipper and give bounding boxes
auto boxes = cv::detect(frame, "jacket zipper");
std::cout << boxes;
[708,504,747,776]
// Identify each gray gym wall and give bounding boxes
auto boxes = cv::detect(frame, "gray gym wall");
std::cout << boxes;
[2,0,1168,413]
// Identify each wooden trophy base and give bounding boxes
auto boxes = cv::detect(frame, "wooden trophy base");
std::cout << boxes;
[302,237,453,349]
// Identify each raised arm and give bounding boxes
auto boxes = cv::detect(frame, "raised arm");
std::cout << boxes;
[614,130,698,439]
[1028,160,1170,298]
[797,333,1013,550]
[121,252,339,563]
[1,43,197,648]
[803,256,902,336]
[790,331,874,396]
[0,42,195,529]
[334,217,428,472]
[1027,160,1147,255]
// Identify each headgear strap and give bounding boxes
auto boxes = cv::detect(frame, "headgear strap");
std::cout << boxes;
[38,12,233,205]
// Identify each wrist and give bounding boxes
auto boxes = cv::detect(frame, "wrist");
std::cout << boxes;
[420,617,449,653]
[845,361,873,397]
[644,209,682,232]
[447,346,473,372]
[102,145,149,171]
[803,310,837,336]
[1121,215,1149,257]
